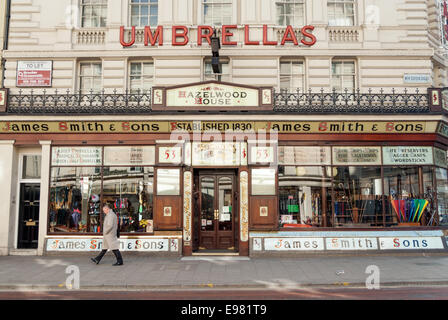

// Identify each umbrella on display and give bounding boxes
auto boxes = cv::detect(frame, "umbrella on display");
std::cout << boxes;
[416,200,429,223]
[391,199,400,222]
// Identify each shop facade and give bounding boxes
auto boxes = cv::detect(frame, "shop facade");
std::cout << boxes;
[2,0,448,256]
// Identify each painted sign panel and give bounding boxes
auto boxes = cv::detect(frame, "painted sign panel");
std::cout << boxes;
[17,61,52,87]
[158,146,182,164]
[52,147,102,166]
[192,142,241,166]
[104,146,155,165]
[383,146,433,165]
[166,83,259,108]
[264,238,325,251]
[326,238,378,250]
[379,237,445,250]
[333,147,381,165]
[278,146,331,165]
[0,121,439,134]
[46,238,172,252]
[250,146,275,164]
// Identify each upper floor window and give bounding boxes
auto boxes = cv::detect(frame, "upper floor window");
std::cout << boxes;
[328,0,355,26]
[129,61,154,93]
[331,60,356,92]
[81,0,107,28]
[280,59,304,92]
[130,0,158,27]
[204,57,230,82]
[275,0,305,26]
[203,0,233,26]
[79,62,102,94]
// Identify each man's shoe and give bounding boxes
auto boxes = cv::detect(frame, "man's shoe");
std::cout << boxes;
[90,258,99,265]
[112,262,123,266]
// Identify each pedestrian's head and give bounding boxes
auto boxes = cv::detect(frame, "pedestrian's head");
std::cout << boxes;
[103,203,111,214]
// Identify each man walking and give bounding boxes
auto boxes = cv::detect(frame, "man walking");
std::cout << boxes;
[91,203,124,266]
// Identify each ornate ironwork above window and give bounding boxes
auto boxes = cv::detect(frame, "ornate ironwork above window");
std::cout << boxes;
[4,87,431,114]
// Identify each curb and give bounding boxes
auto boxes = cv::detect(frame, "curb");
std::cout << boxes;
[2,281,448,291]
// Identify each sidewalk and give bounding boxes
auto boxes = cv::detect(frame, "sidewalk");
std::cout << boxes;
[1,254,448,290]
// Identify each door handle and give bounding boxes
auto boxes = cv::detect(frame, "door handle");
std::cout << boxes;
[214,210,219,220]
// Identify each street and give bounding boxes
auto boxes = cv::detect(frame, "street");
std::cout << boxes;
[1,286,448,300]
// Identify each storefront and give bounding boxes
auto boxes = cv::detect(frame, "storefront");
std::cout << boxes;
[1,82,448,256]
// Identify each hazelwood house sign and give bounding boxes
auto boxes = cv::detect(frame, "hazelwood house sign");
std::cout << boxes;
[120,25,317,47]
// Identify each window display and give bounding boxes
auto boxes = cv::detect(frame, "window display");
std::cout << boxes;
[157,168,180,195]
[103,167,154,233]
[333,167,383,226]
[49,146,155,234]
[384,167,423,225]
[436,168,448,225]
[49,167,101,233]
[278,166,331,227]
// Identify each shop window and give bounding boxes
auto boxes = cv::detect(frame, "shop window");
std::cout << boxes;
[22,155,41,179]
[333,167,383,226]
[157,168,180,196]
[81,0,107,28]
[275,0,305,26]
[384,167,424,225]
[436,167,448,225]
[204,57,230,82]
[280,59,305,92]
[202,0,233,26]
[49,167,102,233]
[129,61,154,93]
[331,60,356,92]
[130,0,158,27]
[103,167,154,233]
[328,0,355,27]
[79,62,102,94]
[251,168,276,196]
[278,166,331,227]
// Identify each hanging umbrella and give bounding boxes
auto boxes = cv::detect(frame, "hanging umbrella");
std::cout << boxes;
[417,200,429,223]
[391,200,400,222]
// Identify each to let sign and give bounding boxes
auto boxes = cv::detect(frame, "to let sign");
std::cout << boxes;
[17,61,52,87]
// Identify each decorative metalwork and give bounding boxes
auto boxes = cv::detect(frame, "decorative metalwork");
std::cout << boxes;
[4,87,431,114]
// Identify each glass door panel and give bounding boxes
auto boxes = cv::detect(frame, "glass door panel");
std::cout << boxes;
[200,176,216,232]
[218,176,233,231]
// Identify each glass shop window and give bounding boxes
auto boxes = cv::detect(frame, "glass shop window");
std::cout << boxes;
[103,167,154,233]
[251,168,276,196]
[436,167,448,225]
[278,166,331,227]
[22,155,41,179]
[49,167,101,233]
[333,167,383,226]
[157,168,180,196]
[383,167,427,225]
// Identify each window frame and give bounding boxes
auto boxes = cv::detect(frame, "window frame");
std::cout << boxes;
[80,0,108,28]
[279,58,306,92]
[331,59,357,92]
[327,0,356,27]
[200,0,235,26]
[129,0,159,27]
[78,61,103,94]
[128,60,155,94]
[275,0,306,27]
[203,57,231,82]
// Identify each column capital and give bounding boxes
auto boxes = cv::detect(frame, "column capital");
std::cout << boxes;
[39,140,52,146]
[0,140,15,145]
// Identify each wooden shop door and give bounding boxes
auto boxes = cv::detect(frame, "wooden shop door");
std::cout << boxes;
[198,172,236,251]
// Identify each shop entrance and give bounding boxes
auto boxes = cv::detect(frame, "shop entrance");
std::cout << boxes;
[17,183,40,249]
[194,170,238,252]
